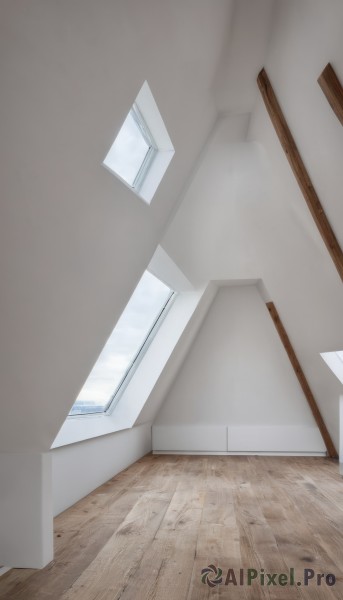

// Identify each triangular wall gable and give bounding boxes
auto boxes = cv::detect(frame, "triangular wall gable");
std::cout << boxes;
[153,284,326,454]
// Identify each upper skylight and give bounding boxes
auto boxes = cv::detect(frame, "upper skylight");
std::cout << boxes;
[70,271,174,416]
[103,81,175,204]
[103,104,156,190]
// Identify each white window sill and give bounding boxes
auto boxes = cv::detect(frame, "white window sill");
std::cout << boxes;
[51,411,131,449]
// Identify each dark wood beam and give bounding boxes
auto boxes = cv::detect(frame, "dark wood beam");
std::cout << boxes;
[318,62,343,126]
[257,68,343,282]
[266,301,338,458]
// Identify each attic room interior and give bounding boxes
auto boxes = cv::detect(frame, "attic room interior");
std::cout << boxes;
[1,0,343,598]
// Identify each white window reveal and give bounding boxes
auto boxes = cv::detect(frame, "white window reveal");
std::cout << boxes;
[103,81,174,204]
[69,271,174,416]
[321,350,343,385]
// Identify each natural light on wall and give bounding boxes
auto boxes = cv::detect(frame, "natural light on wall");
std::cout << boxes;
[70,271,174,416]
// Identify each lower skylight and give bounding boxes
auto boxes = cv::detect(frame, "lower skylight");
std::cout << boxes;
[69,271,174,416]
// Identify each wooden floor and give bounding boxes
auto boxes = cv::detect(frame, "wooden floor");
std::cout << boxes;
[1,454,343,599]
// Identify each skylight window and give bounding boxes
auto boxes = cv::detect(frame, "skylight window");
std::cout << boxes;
[103,81,175,204]
[103,104,156,190]
[69,271,174,416]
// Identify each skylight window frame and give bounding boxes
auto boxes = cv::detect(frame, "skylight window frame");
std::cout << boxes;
[103,81,174,205]
[129,103,157,192]
[68,277,176,419]
[105,289,175,414]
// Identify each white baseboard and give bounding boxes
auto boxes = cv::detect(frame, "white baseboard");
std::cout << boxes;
[152,424,327,454]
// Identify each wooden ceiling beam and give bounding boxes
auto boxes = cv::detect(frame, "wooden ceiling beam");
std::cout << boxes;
[257,68,343,282]
[266,301,338,459]
[318,62,343,126]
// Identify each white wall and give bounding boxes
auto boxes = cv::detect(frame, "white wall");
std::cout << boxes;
[153,285,325,454]
[0,453,53,568]
[246,0,343,445]
[0,0,234,455]
[51,422,151,516]
[163,75,343,451]
[0,0,234,566]
[214,0,274,114]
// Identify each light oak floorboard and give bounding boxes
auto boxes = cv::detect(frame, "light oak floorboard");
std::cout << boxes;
[0,455,342,599]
